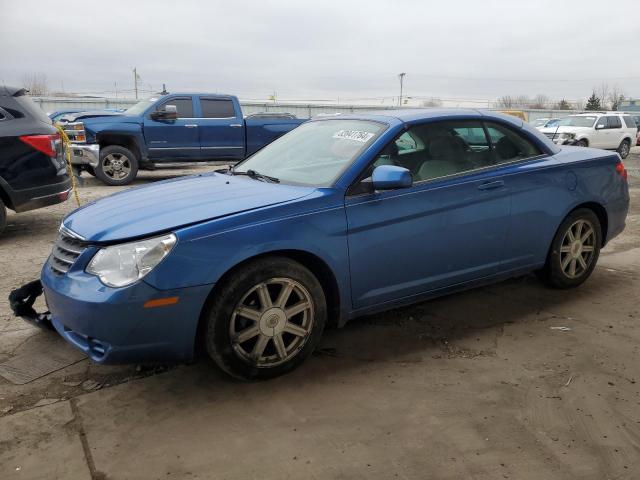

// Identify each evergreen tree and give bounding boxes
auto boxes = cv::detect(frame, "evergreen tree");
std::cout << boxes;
[585,92,601,111]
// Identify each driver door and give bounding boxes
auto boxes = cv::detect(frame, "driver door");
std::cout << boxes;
[143,96,201,161]
[345,120,510,310]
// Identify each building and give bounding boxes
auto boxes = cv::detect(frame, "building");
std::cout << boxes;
[620,99,640,111]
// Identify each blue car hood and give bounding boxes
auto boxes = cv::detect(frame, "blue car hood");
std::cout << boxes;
[63,173,314,242]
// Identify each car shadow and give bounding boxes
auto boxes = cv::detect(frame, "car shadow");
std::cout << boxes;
[164,266,632,390]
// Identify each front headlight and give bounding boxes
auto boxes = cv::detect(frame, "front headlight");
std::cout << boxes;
[557,132,576,140]
[86,233,177,287]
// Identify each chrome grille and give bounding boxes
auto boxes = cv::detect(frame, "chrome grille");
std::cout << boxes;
[50,231,87,275]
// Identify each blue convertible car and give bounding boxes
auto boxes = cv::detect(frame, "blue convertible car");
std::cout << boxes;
[12,109,629,380]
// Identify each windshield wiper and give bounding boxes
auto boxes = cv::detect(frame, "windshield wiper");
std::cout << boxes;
[232,169,280,183]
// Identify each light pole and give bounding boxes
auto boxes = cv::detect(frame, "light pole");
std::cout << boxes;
[398,72,406,106]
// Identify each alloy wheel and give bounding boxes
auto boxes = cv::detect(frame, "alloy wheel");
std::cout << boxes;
[102,153,132,180]
[229,277,315,367]
[559,219,596,279]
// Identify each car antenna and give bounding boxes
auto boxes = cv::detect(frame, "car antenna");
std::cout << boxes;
[551,124,560,143]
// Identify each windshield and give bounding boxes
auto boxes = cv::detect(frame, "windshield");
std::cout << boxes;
[234,119,385,186]
[125,98,157,116]
[557,116,596,128]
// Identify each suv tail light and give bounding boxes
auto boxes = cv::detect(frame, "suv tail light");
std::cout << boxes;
[19,133,60,158]
[616,161,627,181]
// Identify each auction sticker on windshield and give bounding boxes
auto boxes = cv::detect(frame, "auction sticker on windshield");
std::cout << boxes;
[332,130,376,143]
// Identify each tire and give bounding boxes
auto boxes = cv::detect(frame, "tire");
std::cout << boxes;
[0,197,6,236]
[95,145,138,186]
[617,139,631,159]
[540,208,602,289]
[576,139,588,148]
[205,256,327,381]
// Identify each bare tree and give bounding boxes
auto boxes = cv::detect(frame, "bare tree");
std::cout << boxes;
[21,73,49,96]
[528,94,551,109]
[607,85,625,111]
[496,95,532,109]
[596,82,610,110]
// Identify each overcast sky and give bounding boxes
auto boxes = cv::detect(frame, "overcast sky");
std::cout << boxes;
[1,0,638,104]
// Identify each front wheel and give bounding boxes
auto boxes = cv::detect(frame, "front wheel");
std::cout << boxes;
[205,257,327,381]
[540,208,601,289]
[575,139,588,148]
[95,145,138,186]
[617,139,631,159]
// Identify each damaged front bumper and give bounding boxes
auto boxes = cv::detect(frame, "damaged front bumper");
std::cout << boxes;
[8,280,53,330]
[69,144,100,167]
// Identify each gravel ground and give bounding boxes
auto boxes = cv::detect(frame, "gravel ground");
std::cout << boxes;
[0,151,639,479]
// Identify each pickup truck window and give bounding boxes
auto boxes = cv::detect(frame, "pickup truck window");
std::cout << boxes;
[234,119,384,187]
[125,98,157,116]
[201,98,235,118]
[156,98,193,118]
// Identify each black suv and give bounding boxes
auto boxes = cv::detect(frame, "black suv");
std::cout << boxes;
[0,86,72,234]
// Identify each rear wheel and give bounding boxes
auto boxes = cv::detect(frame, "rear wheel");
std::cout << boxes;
[540,208,601,289]
[0,197,6,235]
[95,145,138,186]
[205,257,327,381]
[617,139,631,159]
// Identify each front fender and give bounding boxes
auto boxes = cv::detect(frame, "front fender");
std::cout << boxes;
[84,120,147,157]
[144,193,351,314]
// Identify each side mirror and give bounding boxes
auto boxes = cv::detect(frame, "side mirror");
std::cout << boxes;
[151,104,178,121]
[595,124,605,130]
[371,165,412,190]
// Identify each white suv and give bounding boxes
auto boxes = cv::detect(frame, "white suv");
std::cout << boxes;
[540,113,637,159]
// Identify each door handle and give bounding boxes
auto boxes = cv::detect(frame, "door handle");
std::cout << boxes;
[478,180,505,191]
[185,124,198,128]
[229,124,242,128]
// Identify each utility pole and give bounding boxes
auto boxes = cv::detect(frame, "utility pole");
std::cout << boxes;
[133,67,139,99]
[398,72,406,107]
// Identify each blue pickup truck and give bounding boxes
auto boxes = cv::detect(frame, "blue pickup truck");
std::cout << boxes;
[62,94,306,185]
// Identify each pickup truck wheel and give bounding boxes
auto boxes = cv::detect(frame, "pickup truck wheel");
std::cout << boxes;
[540,208,601,289]
[576,139,588,148]
[95,145,138,186]
[617,139,631,159]
[205,256,327,381]
[0,198,6,235]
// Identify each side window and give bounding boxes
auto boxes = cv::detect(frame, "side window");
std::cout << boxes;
[623,116,637,129]
[485,122,542,163]
[200,98,236,118]
[156,97,193,118]
[395,131,423,154]
[595,117,609,129]
[608,116,622,129]
[371,121,493,182]
[453,126,490,151]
